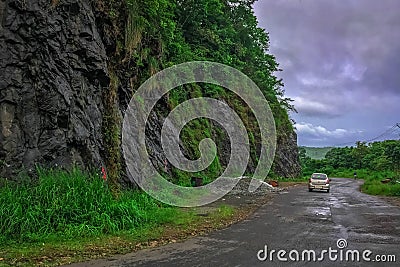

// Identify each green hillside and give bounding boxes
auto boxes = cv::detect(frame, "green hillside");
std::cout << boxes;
[301,147,334,159]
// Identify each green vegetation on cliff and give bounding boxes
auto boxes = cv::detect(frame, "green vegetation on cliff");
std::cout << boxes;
[103,0,297,185]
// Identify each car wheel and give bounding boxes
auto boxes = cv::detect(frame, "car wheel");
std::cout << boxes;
[309,188,312,192]
[326,189,330,193]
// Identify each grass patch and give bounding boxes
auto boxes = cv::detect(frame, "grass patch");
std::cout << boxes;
[0,168,177,245]
[0,168,239,266]
[361,180,400,196]
[359,170,400,197]
[0,207,229,266]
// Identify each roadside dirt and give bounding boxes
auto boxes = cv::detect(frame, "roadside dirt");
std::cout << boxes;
[136,178,297,247]
[378,196,400,207]
[207,180,305,208]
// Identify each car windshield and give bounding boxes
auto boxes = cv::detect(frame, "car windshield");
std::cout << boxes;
[312,174,327,179]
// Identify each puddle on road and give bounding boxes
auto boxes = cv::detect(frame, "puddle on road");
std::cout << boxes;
[307,207,331,217]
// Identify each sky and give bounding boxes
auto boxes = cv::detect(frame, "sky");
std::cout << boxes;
[253,0,400,147]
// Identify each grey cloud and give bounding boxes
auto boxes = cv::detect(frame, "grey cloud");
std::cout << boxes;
[254,0,400,146]
[292,96,343,118]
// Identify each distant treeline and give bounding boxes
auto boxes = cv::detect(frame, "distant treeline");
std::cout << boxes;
[299,140,400,176]
[300,146,334,160]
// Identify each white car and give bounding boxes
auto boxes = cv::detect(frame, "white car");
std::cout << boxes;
[308,173,330,193]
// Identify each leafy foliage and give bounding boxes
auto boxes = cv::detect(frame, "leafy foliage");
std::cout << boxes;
[101,0,296,185]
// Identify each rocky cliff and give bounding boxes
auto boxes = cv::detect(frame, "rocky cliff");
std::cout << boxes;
[0,0,110,179]
[0,0,301,182]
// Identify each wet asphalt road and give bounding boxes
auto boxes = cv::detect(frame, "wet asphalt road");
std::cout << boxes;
[69,178,400,267]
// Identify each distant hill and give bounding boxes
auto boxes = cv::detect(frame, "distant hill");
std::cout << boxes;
[301,147,334,159]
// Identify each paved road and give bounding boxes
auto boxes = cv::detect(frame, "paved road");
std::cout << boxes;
[69,179,400,266]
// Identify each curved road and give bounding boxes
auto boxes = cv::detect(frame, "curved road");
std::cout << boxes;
[68,178,400,266]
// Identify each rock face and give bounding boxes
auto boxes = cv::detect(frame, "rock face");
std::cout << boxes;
[273,131,302,178]
[0,0,109,178]
[0,0,301,181]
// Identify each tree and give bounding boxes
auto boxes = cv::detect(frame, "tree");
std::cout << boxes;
[351,141,368,169]
[384,141,400,173]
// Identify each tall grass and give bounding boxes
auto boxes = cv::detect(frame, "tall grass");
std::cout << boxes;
[0,168,177,244]
[362,179,400,196]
